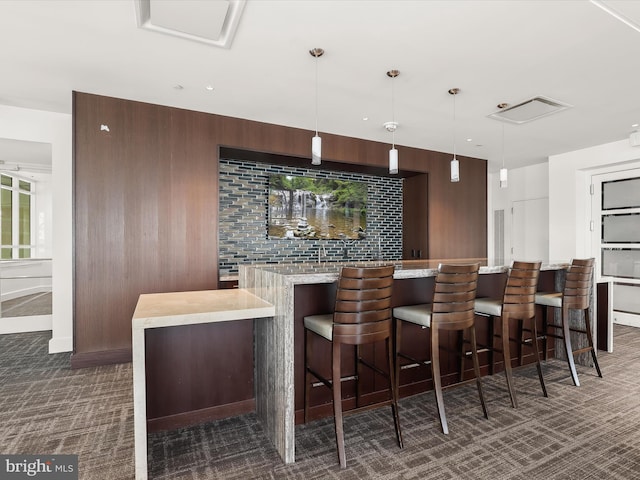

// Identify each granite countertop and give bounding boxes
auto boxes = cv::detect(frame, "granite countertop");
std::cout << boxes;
[241,259,569,285]
[132,289,275,329]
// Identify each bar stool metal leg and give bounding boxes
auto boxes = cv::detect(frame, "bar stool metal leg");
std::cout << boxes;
[501,312,518,408]
[331,342,346,468]
[562,304,580,387]
[430,327,449,434]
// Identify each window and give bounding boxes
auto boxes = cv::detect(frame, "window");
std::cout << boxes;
[0,174,33,259]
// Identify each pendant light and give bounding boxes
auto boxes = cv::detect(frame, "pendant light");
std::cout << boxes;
[386,70,400,174]
[449,88,460,182]
[499,122,508,188]
[310,48,324,165]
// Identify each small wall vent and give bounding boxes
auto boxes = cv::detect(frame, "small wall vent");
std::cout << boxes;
[488,96,572,124]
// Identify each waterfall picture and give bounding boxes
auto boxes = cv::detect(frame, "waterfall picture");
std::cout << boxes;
[268,174,367,239]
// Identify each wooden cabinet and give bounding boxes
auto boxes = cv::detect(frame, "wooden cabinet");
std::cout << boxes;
[403,174,429,259]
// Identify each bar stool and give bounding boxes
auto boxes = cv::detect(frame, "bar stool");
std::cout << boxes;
[393,263,487,435]
[473,261,546,408]
[534,258,602,386]
[303,265,402,469]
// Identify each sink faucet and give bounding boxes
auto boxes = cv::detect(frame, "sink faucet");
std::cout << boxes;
[317,241,327,263]
[339,235,355,260]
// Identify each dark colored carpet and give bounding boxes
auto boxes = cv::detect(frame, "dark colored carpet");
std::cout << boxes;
[1,326,640,479]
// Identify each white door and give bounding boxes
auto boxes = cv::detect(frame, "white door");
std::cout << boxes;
[591,169,640,330]
[511,197,549,262]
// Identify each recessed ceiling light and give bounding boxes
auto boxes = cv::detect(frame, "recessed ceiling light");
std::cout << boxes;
[466,138,472,142]
[362,116,369,121]
[632,123,639,128]
[205,85,214,91]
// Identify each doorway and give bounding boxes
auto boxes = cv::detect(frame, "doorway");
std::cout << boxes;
[0,138,52,334]
[511,197,549,262]
[591,169,640,329]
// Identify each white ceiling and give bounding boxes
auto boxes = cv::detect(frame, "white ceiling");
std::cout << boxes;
[2,0,640,173]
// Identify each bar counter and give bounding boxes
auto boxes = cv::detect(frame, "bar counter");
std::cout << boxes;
[132,289,275,480]
[239,259,568,464]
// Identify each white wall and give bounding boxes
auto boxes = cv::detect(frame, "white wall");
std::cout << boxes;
[0,105,72,353]
[33,172,53,258]
[489,139,640,265]
[488,162,549,263]
[548,139,640,261]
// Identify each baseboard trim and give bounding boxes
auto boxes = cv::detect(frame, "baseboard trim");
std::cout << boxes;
[70,348,132,369]
[296,390,398,424]
[48,335,73,354]
[147,399,256,432]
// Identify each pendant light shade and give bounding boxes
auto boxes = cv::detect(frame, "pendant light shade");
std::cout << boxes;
[386,70,400,174]
[310,48,324,165]
[384,121,399,174]
[499,167,508,188]
[389,148,398,174]
[449,88,460,183]
[312,135,322,165]
[451,157,460,182]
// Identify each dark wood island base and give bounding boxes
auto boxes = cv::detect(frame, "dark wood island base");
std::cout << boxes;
[141,260,577,466]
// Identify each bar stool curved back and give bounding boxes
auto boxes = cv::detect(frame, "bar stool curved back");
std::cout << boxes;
[473,261,545,408]
[394,263,487,435]
[534,258,602,386]
[303,265,402,469]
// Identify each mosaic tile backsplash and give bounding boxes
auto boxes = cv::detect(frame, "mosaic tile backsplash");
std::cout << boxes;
[218,159,403,277]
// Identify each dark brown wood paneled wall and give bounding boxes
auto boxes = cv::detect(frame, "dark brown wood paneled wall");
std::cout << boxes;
[425,154,488,259]
[72,93,219,367]
[403,174,429,259]
[72,91,487,367]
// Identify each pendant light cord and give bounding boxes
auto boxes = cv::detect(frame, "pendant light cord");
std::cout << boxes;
[501,123,505,169]
[314,55,319,136]
[391,74,396,148]
[453,92,457,157]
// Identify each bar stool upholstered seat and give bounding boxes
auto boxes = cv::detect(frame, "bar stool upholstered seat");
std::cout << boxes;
[303,265,403,469]
[393,263,488,435]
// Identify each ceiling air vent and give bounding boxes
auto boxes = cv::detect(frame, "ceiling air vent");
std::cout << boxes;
[134,0,246,49]
[487,96,572,124]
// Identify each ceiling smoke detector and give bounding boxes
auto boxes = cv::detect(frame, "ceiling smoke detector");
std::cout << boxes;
[383,121,399,132]
[488,96,572,124]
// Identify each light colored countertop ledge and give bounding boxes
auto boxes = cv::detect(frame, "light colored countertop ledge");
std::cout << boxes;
[132,289,275,330]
